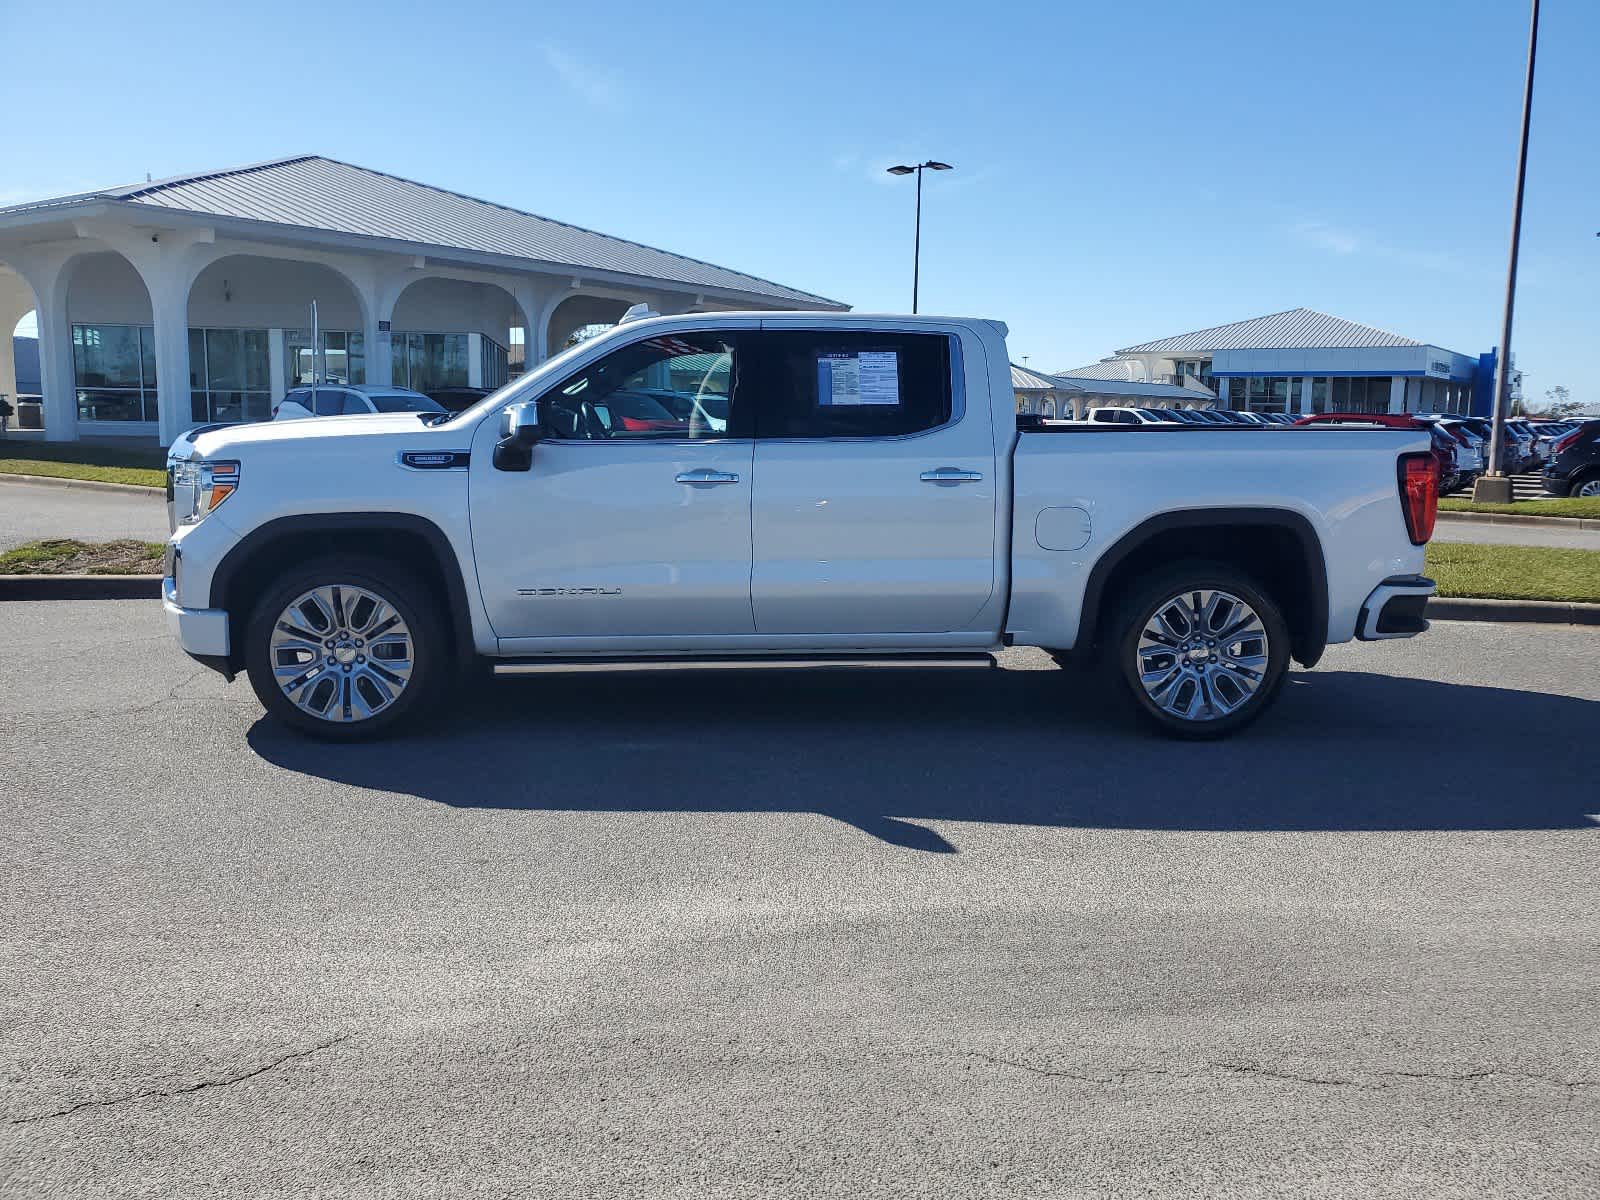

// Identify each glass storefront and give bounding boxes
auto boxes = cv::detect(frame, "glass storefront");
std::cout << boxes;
[73,324,158,422]
[190,328,271,423]
[1330,376,1392,415]
[392,332,469,391]
[1225,376,1301,413]
[481,335,508,390]
[286,330,365,386]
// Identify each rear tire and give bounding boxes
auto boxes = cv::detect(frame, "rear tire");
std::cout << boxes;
[1108,561,1290,740]
[244,555,446,741]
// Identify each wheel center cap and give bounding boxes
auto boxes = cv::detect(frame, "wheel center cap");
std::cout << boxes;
[333,642,358,665]
[1188,646,1212,663]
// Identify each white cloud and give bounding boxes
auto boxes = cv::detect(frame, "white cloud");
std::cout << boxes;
[539,44,626,112]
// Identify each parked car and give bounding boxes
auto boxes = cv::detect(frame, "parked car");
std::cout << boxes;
[1085,407,1181,425]
[1428,419,1484,492]
[1500,420,1538,472]
[1530,421,1576,463]
[423,386,492,413]
[1541,420,1600,498]
[274,384,446,421]
[1295,413,1461,491]
[163,312,1439,742]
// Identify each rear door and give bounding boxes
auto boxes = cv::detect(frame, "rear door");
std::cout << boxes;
[747,327,997,635]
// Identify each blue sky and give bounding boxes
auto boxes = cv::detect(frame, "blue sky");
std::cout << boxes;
[4,0,1596,404]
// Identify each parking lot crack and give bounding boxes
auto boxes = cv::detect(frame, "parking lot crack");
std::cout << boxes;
[8,1036,348,1125]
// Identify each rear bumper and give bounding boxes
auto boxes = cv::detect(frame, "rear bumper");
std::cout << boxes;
[1357,574,1435,641]
[163,575,233,677]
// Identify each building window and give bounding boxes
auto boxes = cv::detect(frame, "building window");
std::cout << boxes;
[481,334,508,390]
[392,332,469,391]
[1226,376,1295,413]
[190,328,271,424]
[1330,376,1392,414]
[73,324,158,423]
[1312,378,1328,413]
[285,330,365,386]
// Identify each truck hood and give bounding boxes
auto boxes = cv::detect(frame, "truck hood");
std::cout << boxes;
[181,413,453,459]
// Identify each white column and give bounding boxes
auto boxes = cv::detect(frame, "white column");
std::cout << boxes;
[33,275,77,442]
[268,328,287,402]
[1300,376,1314,415]
[466,332,483,388]
[0,323,16,415]
[1388,376,1407,415]
[145,268,193,447]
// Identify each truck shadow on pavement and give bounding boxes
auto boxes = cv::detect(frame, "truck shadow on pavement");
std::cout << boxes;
[246,666,1599,853]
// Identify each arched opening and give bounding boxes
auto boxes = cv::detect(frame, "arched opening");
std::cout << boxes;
[63,251,158,435]
[0,265,42,431]
[389,276,529,394]
[546,295,632,358]
[189,255,367,422]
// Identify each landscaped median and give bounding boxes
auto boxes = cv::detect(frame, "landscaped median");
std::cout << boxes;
[0,442,165,489]
[0,539,165,600]
[1439,496,1600,521]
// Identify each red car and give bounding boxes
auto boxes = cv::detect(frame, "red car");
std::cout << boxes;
[1294,412,1459,490]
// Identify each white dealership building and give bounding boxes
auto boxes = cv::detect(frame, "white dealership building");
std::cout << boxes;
[1056,308,1494,418]
[0,155,845,445]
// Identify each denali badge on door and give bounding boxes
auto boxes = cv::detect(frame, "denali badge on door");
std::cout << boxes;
[397,450,470,470]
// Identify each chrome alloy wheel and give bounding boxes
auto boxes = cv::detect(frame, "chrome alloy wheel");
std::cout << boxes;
[269,584,414,723]
[1134,589,1269,723]
[1576,478,1600,498]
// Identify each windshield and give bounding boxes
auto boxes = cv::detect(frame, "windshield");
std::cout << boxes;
[368,392,446,414]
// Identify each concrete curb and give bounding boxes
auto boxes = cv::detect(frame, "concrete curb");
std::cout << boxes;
[0,472,163,497]
[0,574,162,601]
[1437,509,1600,531]
[1427,596,1600,626]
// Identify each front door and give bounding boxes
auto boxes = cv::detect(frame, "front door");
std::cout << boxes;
[747,328,998,635]
[470,329,755,642]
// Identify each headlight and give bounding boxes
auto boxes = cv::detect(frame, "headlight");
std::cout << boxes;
[171,459,240,525]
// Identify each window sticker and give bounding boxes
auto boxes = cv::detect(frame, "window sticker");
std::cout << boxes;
[817,350,900,406]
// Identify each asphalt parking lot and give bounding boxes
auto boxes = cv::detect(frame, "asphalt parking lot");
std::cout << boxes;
[2,601,1597,1198]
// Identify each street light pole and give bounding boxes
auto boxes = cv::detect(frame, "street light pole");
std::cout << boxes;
[887,161,953,314]
[1476,0,1540,502]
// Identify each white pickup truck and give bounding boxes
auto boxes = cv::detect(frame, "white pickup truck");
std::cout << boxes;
[163,311,1439,741]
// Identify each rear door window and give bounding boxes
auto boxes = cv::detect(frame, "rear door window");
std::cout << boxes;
[312,388,347,416]
[749,330,953,439]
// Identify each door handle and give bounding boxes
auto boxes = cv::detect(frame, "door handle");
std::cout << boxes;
[675,469,741,485]
[920,468,984,484]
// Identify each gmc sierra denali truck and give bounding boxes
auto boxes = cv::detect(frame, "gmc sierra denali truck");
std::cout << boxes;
[162,311,1438,741]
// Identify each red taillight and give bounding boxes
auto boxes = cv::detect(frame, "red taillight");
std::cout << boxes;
[1398,453,1438,545]
[1552,430,1582,456]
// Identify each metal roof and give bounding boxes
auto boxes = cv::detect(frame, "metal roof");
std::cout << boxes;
[1115,308,1423,354]
[1045,375,1200,400]
[0,155,845,309]
[1010,363,1070,391]
[1054,357,1147,381]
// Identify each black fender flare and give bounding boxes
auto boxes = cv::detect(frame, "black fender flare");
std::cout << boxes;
[209,512,476,658]
[1076,507,1329,667]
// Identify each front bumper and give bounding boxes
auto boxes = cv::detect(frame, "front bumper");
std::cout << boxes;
[163,575,234,677]
[1357,575,1436,641]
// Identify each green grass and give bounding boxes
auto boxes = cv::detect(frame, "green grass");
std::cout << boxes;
[1439,495,1600,520]
[0,539,165,576]
[1425,542,1600,603]
[0,441,165,488]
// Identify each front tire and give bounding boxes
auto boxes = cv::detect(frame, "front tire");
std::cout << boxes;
[1109,562,1290,739]
[244,556,445,741]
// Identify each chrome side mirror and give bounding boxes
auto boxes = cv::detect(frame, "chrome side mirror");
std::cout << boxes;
[493,400,542,472]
